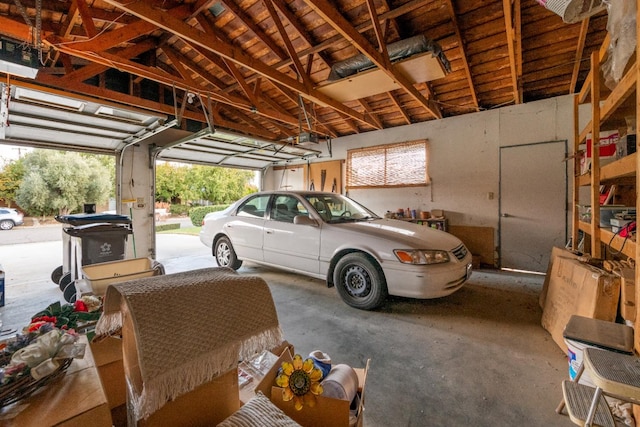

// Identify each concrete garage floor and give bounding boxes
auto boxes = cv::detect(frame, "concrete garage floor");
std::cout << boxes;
[0,232,574,427]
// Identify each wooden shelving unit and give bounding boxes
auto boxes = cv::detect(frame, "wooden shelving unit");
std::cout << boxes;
[570,2,639,352]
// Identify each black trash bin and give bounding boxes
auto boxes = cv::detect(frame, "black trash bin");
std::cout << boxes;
[53,213,132,302]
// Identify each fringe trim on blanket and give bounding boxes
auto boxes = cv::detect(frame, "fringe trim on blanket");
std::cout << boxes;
[95,311,123,338]
[132,326,283,421]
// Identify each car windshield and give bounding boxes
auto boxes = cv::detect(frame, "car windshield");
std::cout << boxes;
[303,193,378,223]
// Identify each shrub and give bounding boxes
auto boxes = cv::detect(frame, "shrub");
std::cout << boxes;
[156,223,181,232]
[169,204,190,216]
[189,204,229,227]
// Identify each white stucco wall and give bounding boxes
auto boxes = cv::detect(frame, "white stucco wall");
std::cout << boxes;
[264,94,576,234]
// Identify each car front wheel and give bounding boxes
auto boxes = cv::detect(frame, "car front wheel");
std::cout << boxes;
[333,253,388,310]
[214,236,243,270]
[0,220,14,230]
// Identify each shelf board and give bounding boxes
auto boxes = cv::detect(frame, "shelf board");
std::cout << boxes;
[576,152,637,186]
[578,221,636,258]
[601,152,636,181]
[578,63,637,145]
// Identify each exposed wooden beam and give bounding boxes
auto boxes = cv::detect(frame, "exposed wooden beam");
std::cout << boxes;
[223,0,432,93]
[102,0,378,129]
[444,0,479,110]
[31,74,279,140]
[358,99,383,129]
[59,38,157,84]
[76,0,97,38]
[502,0,522,104]
[570,17,590,94]
[62,17,161,52]
[303,0,441,119]
[262,0,312,89]
[388,92,411,125]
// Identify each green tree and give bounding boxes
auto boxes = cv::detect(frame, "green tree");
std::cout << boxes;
[15,150,112,216]
[0,158,25,207]
[186,165,256,204]
[155,162,190,203]
[155,162,256,205]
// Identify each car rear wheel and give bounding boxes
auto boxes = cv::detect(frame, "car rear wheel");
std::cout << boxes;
[333,253,388,310]
[0,220,14,230]
[214,236,243,270]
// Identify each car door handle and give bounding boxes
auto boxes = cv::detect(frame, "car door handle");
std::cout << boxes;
[265,229,274,234]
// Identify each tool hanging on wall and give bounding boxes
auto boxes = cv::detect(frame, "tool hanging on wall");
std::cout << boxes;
[331,178,337,193]
[320,169,327,191]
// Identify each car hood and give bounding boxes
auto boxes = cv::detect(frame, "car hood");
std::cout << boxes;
[330,218,463,250]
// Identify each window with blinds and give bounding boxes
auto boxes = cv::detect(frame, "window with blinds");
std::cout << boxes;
[346,140,429,189]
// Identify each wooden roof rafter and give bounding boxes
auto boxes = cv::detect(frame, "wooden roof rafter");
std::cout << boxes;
[502,0,522,104]
[302,0,442,119]
[570,17,590,94]
[444,0,479,111]
[102,0,380,129]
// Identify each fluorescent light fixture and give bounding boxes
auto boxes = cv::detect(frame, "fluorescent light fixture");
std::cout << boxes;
[14,87,86,111]
[95,106,152,124]
[0,60,38,79]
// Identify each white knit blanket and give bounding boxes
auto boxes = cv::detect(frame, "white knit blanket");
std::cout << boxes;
[95,267,283,422]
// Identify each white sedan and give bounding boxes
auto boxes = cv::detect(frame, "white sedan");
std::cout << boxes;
[200,191,472,310]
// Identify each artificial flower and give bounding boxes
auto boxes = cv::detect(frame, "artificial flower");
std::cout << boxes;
[275,354,324,410]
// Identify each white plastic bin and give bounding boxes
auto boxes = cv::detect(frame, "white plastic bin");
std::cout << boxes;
[82,257,160,296]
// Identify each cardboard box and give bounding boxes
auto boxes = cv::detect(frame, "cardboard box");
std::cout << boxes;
[121,306,241,427]
[255,349,369,427]
[618,267,635,323]
[541,257,620,354]
[90,336,126,410]
[540,247,583,309]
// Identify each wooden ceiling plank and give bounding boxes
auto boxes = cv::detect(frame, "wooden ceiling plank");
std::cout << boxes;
[59,38,157,84]
[60,18,166,52]
[60,0,80,38]
[270,0,330,68]
[102,0,377,128]
[388,92,411,125]
[218,0,292,66]
[365,0,391,67]
[161,46,201,87]
[358,99,384,129]
[31,73,279,140]
[262,0,311,89]
[570,17,589,94]
[303,0,441,119]
[502,0,522,104]
[226,0,431,92]
[444,0,479,110]
[76,0,98,38]
[223,58,261,106]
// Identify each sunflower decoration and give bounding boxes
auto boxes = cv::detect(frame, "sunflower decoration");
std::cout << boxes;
[275,354,324,410]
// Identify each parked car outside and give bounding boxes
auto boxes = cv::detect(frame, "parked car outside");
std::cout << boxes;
[0,208,23,230]
[200,191,472,310]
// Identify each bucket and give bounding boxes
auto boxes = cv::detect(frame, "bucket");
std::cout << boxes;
[565,338,596,387]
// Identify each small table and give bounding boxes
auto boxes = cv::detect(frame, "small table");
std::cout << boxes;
[0,335,112,427]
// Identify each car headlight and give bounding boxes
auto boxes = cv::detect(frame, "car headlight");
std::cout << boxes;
[394,249,450,265]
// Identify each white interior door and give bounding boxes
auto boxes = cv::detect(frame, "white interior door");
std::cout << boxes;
[499,140,567,272]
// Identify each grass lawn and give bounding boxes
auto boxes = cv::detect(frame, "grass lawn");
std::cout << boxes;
[157,226,201,236]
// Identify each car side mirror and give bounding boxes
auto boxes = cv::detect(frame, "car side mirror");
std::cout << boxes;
[294,215,318,226]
